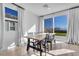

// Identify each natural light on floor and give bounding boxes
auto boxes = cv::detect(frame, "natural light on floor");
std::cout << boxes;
[49,49,76,55]
[8,42,16,50]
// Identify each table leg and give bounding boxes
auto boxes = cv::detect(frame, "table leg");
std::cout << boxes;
[39,41,42,56]
[45,39,47,55]
[27,38,30,51]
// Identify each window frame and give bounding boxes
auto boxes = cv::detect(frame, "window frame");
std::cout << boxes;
[43,12,68,36]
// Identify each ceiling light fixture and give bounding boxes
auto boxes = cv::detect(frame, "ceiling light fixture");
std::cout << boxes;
[43,4,51,10]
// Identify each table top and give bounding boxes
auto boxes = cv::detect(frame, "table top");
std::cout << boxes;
[25,33,55,41]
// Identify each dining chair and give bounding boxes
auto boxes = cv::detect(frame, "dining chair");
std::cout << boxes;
[27,32,41,53]
[47,34,55,51]
[27,32,36,52]
[28,32,47,55]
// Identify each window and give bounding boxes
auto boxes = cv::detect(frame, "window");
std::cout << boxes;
[5,21,18,31]
[54,15,67,36]
[44,18,53,33]
[5,7,18,31]
[10,21,15,30]
[44,15,67,36]
[5,7,18,20]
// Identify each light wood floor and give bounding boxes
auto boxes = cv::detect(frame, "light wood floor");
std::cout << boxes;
[0,41,79,56]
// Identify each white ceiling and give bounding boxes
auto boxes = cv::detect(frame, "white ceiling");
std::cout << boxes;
[17,3,79,16]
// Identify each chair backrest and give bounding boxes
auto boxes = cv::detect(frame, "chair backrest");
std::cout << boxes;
[45,34,49,39]
[45,34,55,41]
[49,34,55,41]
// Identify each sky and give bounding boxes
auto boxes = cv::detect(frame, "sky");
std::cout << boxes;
[5,7,18,16]
[44,15,67,30]
[54,15,67,30]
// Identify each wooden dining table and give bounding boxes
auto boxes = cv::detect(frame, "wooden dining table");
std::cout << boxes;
[25,33,55,56]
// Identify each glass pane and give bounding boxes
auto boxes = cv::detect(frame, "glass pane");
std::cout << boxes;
[10,21,15,30]
[54,15,67,36]
[5,7,18,19]
[44,18,53,33]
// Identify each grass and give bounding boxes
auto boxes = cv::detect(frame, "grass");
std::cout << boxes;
[55,32,66,36]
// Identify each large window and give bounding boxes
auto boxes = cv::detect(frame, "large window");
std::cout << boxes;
[44,15,67,36]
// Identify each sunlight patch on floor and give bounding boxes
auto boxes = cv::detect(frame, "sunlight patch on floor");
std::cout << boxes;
[49,49,76,55]
[31,53,52,56]
[56,41,65,43]
[8,43,16,50]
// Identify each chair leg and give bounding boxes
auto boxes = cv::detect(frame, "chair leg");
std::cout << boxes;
[50,42,52,50]
[54,39,56,43]
[47,43,49,52]
[37,45,39,53]
[33,43,36,53]
[44,44,47,56]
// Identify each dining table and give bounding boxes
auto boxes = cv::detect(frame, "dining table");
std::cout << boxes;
[25,33,55,56]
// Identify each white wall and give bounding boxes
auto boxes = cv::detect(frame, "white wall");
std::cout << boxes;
[23,10,40,36]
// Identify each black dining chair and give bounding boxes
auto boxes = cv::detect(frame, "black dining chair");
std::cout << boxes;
[27,32,37,52]
[27,32,42,53]
[29,33,48,55]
